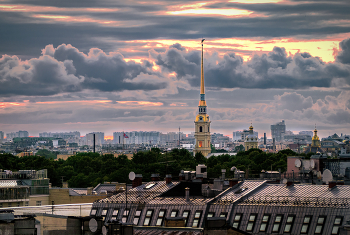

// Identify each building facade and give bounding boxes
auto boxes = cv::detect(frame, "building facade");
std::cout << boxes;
[244,124,258,151]
[271,120,286,142]
[194,40,211,157]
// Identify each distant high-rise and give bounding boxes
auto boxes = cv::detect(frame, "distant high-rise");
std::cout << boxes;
[6,130,29,141]
[0,131,4,143]
[86,132,104,146]
[194,39,211,157]
[271,120,286,142]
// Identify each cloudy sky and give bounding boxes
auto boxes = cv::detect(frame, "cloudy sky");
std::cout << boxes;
[1,0,350,139]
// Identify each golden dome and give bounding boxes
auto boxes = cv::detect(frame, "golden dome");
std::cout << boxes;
[249,125,253,131]
[195,113,210,122]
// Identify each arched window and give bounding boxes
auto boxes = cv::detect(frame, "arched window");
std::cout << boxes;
[208,127,210,132]
[199,126,203,132]
[199,141,202,147]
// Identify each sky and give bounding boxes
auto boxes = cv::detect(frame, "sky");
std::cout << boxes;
[0,0,350,139]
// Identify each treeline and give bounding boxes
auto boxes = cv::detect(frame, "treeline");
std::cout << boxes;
[0,148,305,188]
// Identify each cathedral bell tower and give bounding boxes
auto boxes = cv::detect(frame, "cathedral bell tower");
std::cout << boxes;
[194,39,211,157]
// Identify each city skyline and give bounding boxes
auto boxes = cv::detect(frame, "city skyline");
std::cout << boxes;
[0,0,350,138]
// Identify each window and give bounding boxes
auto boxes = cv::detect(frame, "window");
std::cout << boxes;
[8,202,12,207]
[0,203,2,208]
[199,126,203,132]
[90,209,97,216]
[272,215,283,233]
[199,141,202,148]
[220,212,227,218]
[25,201,29,207]
[315,216,326,234]
[102,209,108,221]
[192,211,202,228]
[284,215,295,233]
[171,210,178,217]
[144,183,156,189]
[122,209,129,223]
[300,215,312,234]
[143,210,153,226]
[207,212,215,218]
[331,216,343,235]
[232,213,243,229]
[36,201,41,206]
[17,202,20,207]
[246,214,257,232]
[134,210,142,225]
[182,211,190,227]
[111,209,119,221]
[156,210,166,226]
[259,214,270,232]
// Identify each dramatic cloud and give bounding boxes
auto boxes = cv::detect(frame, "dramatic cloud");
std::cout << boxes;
[0,44,167,96]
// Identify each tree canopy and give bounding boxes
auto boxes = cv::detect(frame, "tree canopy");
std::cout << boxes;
[0,148,299,188]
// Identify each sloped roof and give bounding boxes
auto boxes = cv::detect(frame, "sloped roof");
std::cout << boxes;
[93,183,117,194]
[97,181,179,204]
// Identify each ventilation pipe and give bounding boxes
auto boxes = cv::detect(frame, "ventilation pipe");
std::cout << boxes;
[185,187,190,202]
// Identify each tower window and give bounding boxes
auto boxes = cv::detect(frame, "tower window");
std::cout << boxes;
[199,126,203,132]
[208,127,209,132]
[199,141,202,147]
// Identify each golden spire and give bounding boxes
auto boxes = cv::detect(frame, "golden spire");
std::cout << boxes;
[199,39,206,107]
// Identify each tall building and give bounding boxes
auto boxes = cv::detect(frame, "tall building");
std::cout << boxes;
[270,120,286,142]
[0,131,4,143]
[6,131,29,141]
[244,124,258,151]
[194,39,211,157]
[86,132,104,146]
[113,131,160,145]
[233,130,258,142]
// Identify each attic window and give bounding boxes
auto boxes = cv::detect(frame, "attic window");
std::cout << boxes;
[235,187,248,194]
[144,183,156,189]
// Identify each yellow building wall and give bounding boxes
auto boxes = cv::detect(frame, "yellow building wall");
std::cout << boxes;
[113,153,133,160]
[49,188,109,205]
[35,215,67,235]
[29,195,50,206]
[56,154,72,160]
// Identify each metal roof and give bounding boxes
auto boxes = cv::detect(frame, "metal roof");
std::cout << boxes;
[97,181,180,204]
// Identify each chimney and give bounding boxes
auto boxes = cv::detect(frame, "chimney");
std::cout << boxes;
[87,187,93,195]
[132,174,143,188]
[151,173,160,181]
[185,187,190,202]
[221,169,226,180]
[179,171,185,181]
[286,181,293,187]
[166,174,172,184]
[329,181,337,189]
[229,179,239,187]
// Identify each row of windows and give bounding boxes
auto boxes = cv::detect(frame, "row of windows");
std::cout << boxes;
[0,201,30,208]
[233,213,343,235]
[92,208,229,227]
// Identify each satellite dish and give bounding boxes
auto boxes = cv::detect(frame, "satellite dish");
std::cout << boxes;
[295,159,301,168]
[102,226,108,235]
[282,178,288,184]
[310,160,315,169]
[129,172,136,181]
[89,218,100,233]
[322,169,333,184]
[303,161,310,170]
